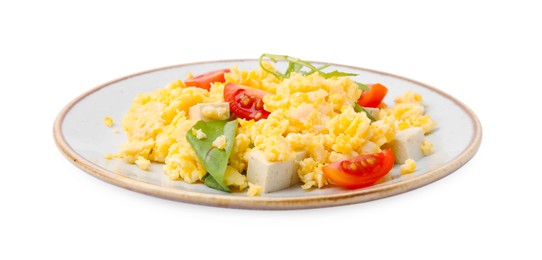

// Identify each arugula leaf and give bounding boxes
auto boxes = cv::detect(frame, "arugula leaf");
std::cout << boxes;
[354,103,376,122]
[186,120,238,192]
[356,82,369,91]
[321,70,358,79]
[315,64,331,71]
[353,102,364,113]
[259,53,359,80]
[260,53,320,78]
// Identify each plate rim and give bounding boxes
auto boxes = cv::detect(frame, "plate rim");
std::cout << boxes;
[53,59,483,210]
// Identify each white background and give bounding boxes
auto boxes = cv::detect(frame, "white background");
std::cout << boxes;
[1,0,540,259]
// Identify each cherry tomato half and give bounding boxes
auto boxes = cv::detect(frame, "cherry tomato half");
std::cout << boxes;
[322,149,394,189]
[223,83,270,121]
[357,83,389,108]
[184,68,230,91]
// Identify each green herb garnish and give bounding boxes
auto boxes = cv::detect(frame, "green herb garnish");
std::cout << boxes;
[260,53,321,78]
[259,53,367,89]
[186,120,238,192]
[260,53,373,121]
[259,53,356,79]
[321,70,358,79]
[356,82,369,91]
[354,103,376,122]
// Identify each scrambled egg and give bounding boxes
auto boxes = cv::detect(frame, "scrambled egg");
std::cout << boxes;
[224,166,247,191]
[420,139,434,156]
[201,105,229,120]
[119,80,208,163]
[400,159,416,175]
[104,117,114,127]
[212,135,227,150]
[391,90,436,134]
[135,156,151,171]
[247,183,262,197]
[113,63,435,191]
[191,128,207,140]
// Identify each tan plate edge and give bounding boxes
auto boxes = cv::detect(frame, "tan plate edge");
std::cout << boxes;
[53,59,483,210]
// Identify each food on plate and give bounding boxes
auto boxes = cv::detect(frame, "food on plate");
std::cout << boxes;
[135,156,151,171]
[247,150,307,193]
[247,182,262,197]
[357,83,388,108]
[389,127,426,164]
[400,159,416,175]
[420,139,434,156]
[184,68,231,90]
[322,149,394,189]
[104,117,114,127]
[108,54,436,195]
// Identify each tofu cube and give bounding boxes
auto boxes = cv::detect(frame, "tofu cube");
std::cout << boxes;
[390,127,425,164]
[362,107,379,120]
[189,102,230,121]
[247,150,307,194]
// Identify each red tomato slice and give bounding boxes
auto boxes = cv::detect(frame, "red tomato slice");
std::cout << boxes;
[223,83,270,121]
[184,68,230,91]
[357,83,389,108]
[322,149,394,189]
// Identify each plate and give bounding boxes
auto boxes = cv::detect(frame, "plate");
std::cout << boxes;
[53,59,482,210]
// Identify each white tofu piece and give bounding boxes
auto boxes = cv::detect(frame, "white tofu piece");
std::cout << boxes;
[362,107,379,120]
[247,150,307,194]
[390,127,425,164]
[189,102,230,121]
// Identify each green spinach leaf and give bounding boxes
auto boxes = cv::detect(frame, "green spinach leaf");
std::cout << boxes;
[202,174,226,191]
[186,120,238,192]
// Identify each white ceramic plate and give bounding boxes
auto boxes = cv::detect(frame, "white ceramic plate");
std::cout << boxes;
[54,60,482,210]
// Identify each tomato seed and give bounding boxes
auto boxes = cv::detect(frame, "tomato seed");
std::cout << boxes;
[349,163,357,170]
[366,158,376,165]
[359,160,367,167]
[254,112,262,120]
[239,94,253,108]
[255,99,264,110]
